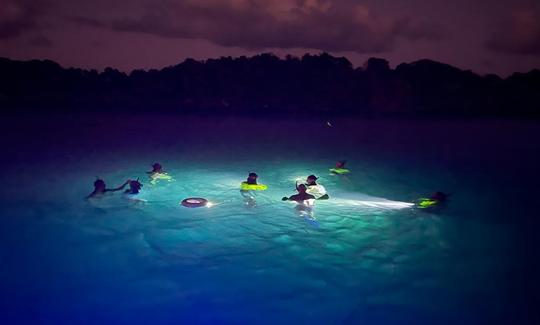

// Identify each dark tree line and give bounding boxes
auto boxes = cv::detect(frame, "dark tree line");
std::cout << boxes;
[0,53,539,116]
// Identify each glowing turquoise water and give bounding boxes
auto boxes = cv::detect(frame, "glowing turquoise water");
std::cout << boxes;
[0,116,537,324]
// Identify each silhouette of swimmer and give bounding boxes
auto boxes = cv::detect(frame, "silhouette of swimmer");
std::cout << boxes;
[246,172,258,185]
[241,173,261,207]
[125,179,143,195]
[240,172,267,192]
[282,184,316,203]
[336,160,346,169]
[304,175,329,200]
[147,163,164,175]
[431,191,448,202]
[147,162,172,184]
[86,178,130,199]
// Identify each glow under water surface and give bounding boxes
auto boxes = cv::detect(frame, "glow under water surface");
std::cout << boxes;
[0,115,538,324]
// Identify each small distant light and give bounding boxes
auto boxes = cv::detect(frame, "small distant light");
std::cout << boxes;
[326,121,333,127]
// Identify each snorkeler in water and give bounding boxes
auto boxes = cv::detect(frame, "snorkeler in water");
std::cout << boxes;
[147,163,172,184]
[125,179,143,195]
[240,172,267,206]
[282,184,315,203]
[86,178,130,199]
[240,172,267,191]
[304,175,330,200]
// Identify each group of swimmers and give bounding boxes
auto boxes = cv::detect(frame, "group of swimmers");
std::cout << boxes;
[282,175,329,203]
[86,163,166,199]
[87,160,447,210]
[241,172,329,203]
[279,161,348,203]
[86,161,333,204]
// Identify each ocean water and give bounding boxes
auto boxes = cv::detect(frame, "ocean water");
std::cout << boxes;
[0,115,538,324]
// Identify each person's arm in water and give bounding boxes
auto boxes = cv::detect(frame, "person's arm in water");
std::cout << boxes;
[106,180,130,192]
[284,183,301,201]
[282,194,299,201]
[282,195,299,202]
[317,194,330,200]
[282,193,315,202]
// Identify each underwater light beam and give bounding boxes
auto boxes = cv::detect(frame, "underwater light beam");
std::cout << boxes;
[336,198,414,210]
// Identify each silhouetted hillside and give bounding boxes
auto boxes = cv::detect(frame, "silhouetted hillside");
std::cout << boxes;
[0,53,539,116]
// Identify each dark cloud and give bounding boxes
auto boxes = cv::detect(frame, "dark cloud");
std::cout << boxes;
[29,35,52,47]
[485,9,540,55]
[67,16,107,29]
[397,19,448,42]
[73,0,445,53]
[0,0,51,39]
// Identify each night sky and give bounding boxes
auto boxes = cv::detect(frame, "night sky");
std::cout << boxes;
[1,0,540,76]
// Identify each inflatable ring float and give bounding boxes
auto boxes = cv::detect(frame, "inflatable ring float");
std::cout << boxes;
[329,168,350,175]
[181,197,208,208]
[240,182,268,191]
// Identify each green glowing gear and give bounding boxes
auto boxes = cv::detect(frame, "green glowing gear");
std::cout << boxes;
[150,173,173,185]
[417,198,437,208]
[240,182,268,191]
[329,168,350,174]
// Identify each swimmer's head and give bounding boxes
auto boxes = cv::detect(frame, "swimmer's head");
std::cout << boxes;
[130,179,143,191]
[297,184,307,193]
[306,175,318,185]
[151,163,162,172]
[246,172,258,184]
[94,179,106,190]
[431,191,447,202]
